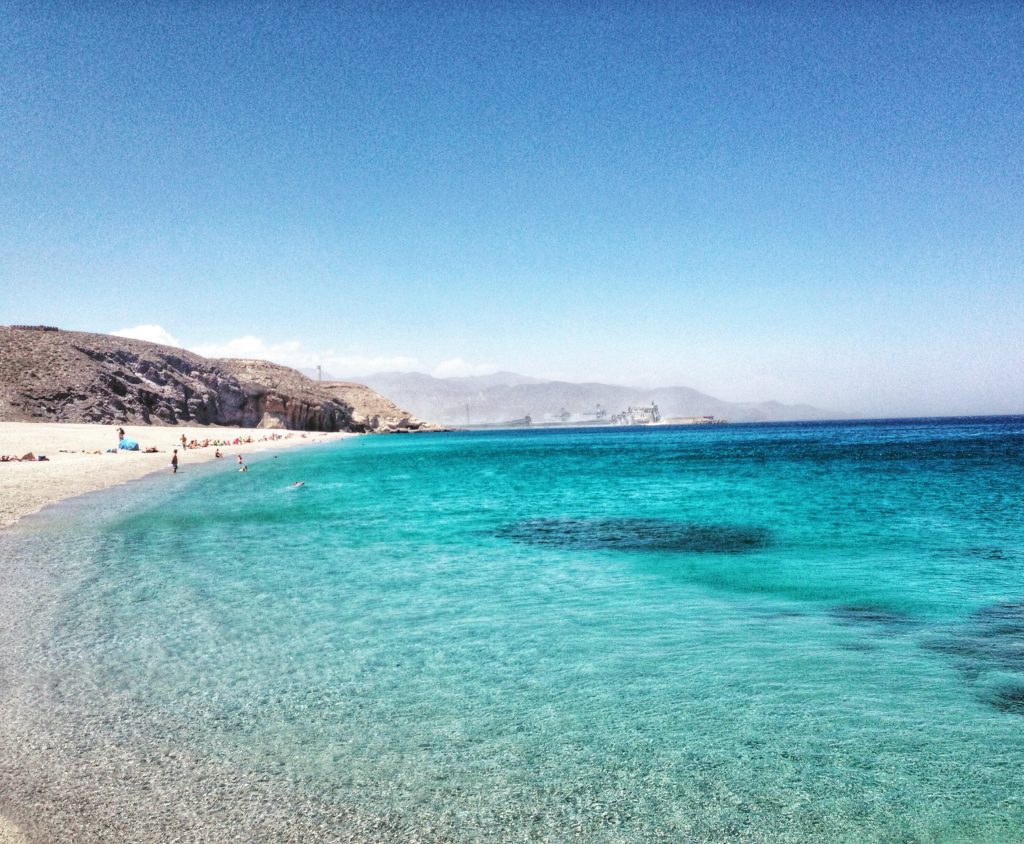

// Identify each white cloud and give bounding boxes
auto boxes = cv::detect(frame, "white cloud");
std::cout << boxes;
[190,334,420,376]
[321,354,421,376]
[109,329,490,382]
[111,324,182,347]
[431,357,496,378]
[192,335,306,363]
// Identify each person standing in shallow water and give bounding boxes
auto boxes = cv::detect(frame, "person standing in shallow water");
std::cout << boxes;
[171,449,178,474]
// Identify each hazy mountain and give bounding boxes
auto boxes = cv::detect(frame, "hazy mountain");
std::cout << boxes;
[442,371,546,389]
[352,371,837,425]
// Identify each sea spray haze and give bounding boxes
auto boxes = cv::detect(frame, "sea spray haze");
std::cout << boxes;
[1,417,1023,842]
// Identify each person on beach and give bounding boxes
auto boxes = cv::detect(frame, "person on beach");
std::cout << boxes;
[180,434,187,451]
[171,449,179,474]
[117,427,125,443]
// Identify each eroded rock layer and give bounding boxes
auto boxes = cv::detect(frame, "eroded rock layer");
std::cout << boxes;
[0,326,435,432]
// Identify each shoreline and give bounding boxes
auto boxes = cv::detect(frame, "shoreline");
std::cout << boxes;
[0,422,357,843]
[0,422,357,532]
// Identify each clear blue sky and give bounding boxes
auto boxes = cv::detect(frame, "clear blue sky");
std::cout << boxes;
[2,1,1022,416]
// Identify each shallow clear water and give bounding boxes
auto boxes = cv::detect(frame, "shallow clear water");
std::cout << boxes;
[2,419,1024,842]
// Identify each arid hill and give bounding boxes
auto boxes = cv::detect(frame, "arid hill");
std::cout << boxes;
[315,380,430,433]
[0,325,437,432]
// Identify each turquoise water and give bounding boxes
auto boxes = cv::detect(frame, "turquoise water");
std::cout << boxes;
[2,418,1024,841]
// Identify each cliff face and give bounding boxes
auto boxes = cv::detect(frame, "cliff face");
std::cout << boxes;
[215,358,359,431]
[318,381,434,432]
[0,326,434,432]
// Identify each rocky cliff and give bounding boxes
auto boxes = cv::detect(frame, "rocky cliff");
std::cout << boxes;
[0,326,437,432]
[318,381,432,433]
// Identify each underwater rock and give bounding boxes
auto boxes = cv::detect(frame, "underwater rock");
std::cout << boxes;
[836,640,878,652]
[923,601,1024,715]
[963,546,1012,561]
[829,604,919,629]
[925,602,1024,675]
[969,601,1024,635]
[496,517,770,553]
[988,683,1024,715]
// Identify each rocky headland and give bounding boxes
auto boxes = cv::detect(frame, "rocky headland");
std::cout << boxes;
[0,326,438,433]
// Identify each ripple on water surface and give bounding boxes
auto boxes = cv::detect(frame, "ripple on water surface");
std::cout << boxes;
[2,419,1024,842]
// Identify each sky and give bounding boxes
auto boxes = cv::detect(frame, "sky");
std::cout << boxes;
[1,1,1022,417]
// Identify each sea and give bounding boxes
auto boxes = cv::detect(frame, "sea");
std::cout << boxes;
[1,417,1023,843]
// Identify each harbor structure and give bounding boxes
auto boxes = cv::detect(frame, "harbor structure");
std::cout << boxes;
[611,403,661,425]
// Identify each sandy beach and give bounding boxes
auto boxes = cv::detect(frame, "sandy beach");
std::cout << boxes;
[0,819,25,844]
[0,422,356,532]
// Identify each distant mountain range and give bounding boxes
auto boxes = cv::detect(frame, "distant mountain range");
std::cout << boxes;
[0,328,833,431]
[325,370,837,425]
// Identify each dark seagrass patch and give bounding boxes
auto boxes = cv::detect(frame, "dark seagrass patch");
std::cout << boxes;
[921,600,1024,716]
[988,683,1024,715]
[496,517,770,553]
[924,602,1024,675]
[829,604,919,629]
[968,601,1024,636]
